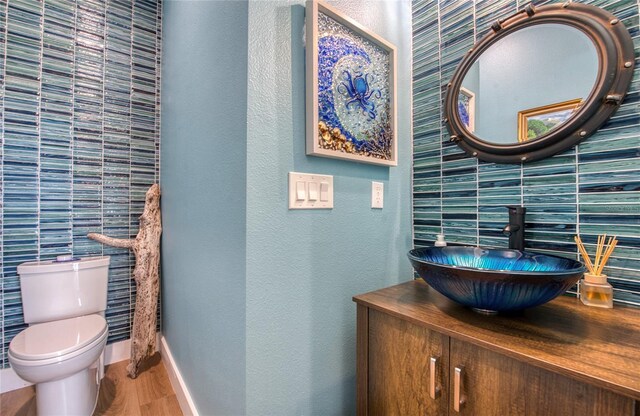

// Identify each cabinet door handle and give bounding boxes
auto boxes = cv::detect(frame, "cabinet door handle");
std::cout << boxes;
[429,357,441,399]
[454,366,466,412]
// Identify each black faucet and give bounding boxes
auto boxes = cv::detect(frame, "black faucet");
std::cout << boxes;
[502,205,526,251]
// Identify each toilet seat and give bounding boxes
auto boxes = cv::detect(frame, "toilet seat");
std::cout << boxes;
[9,315,108,365]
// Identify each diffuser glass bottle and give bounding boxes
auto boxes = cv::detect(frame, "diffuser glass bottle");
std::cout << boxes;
[580,273,613,309]
[575,234,617,309]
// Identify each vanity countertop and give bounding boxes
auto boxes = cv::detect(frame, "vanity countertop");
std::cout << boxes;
[353,279,640,401]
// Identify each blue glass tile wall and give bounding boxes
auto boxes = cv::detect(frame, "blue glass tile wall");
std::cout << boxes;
[0,0,162,368]
[412,0,640,306]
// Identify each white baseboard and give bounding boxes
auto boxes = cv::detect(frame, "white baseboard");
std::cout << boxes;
[101,333,161,365]
[103,337,132,365]
[160,336,198,416]
[0,364,32,393]
[1,334,160,394]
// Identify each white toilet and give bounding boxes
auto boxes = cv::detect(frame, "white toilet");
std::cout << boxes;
[8,255,111,416]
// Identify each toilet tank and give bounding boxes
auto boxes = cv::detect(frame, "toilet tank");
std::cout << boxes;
[17,256,110,324]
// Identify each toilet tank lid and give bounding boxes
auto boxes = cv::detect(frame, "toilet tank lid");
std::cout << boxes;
[17,256,110,275]
[9,315,108,361]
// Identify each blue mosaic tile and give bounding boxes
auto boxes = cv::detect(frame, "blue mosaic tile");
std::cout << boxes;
[412,0,640,306]
[1,0,162,368]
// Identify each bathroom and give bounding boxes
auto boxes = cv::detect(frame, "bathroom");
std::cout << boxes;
[0,0,638,415]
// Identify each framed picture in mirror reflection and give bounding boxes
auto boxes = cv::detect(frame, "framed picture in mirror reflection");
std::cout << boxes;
[458,87,475,133]
[518,99,582,143]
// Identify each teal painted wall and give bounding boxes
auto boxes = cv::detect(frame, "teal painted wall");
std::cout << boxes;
[245,1,412,413]
[162,0,412,415]
[161,1,248,414]
[162,0,412,414]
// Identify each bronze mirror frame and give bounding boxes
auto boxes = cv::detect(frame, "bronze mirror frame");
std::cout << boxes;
[443,2,635,164]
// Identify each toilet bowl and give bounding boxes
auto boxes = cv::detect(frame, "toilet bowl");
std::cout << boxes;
[9,314,109,416]
[10,255,110,415]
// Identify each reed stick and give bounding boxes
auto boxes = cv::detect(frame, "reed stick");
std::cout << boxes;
[593,234,605,274]
[596,237,618,276]
[575,234,618,277]
[574,235,595,274]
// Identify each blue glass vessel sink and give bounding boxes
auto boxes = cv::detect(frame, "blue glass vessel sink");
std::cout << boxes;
[408,246,585,313]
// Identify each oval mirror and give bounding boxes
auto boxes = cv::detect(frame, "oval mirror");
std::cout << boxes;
[444,3,634,164]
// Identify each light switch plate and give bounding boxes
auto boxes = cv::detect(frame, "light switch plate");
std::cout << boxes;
[289,172,333,209]
[372,181,383,209]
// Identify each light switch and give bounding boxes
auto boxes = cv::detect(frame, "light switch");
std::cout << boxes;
[320,182,329,201]
[372,181,383,209]
[296,181,306,201]
[289,172,333,209]
[308,182,318,201]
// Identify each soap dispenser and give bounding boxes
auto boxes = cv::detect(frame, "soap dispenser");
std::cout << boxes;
[435,234,447,247]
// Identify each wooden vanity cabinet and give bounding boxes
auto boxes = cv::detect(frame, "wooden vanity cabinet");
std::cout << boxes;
[367,309,449,415]
[354,280,640,416]
[448,338,634,416]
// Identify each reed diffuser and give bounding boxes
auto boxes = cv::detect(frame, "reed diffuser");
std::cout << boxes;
[574,234,617,308]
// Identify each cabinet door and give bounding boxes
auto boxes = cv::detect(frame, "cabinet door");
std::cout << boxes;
[449,338,636,416]
[367,309,449,415]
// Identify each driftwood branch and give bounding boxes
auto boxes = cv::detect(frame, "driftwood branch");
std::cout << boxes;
[86,233,134,249]
[88,184,162,378]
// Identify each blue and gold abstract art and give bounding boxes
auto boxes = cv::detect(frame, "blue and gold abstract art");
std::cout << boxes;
[316,10,394,163]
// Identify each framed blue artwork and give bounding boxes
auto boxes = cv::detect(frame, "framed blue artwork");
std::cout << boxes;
[458,87,475,133]
[306,0,397,166]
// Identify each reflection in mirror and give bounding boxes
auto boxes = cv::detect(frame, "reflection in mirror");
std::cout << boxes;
[458,23,598,144]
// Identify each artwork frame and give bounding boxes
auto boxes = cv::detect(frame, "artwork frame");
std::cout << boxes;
[306,0,398,166]
[458,87,475,133]
[517,99,582,143]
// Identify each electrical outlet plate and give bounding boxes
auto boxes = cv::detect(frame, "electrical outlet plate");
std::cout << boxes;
[372,181,383,209]
[289,172,333,209]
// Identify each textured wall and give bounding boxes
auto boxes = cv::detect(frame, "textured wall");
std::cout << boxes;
[162,1,412,413]
[160,0,248,414]
[245,0,412,414]
[412,0,640,305]
[0,0,162,368]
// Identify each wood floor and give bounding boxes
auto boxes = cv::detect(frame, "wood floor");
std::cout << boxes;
[0,353,183,416]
